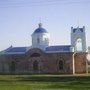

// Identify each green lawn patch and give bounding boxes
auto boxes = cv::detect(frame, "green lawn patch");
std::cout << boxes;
[0,75,90,90]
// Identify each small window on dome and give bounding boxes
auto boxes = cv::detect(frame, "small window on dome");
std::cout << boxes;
[37,38,40,44]
[45,38,49,43]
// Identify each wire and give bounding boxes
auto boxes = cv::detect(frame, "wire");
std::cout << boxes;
[0,0,90,8]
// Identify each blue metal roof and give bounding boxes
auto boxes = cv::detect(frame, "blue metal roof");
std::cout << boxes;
[45,45,71,52]
[2,45,71,55]
[5,47,27,53]
[34,27,48,33]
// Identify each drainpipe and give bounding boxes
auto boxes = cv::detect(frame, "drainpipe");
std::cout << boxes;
[86,53,89,74]
[86,59,88,74]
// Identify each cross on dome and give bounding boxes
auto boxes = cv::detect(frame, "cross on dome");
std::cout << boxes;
[38,23,42,28]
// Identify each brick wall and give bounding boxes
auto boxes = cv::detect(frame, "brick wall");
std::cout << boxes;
[0,48,87,74]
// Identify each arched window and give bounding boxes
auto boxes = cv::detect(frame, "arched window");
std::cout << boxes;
[31,53,40,57]
[10,61,16,72]
[37,38,40,44]
[76,38,82,51]
[59,60,63,70]
[33,60,39,71]
[44,38,47,42]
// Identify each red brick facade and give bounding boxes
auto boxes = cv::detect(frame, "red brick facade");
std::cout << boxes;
[0,48,87,74]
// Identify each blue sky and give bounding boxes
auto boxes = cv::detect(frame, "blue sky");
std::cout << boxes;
[0,0,90,51]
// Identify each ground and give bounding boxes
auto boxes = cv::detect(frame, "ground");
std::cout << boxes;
[0,74,90,90]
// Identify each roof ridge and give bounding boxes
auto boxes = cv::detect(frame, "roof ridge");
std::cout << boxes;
[48,45,71,47]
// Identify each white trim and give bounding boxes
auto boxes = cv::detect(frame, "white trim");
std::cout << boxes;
[46,51,71,53]
[5,52,25,55]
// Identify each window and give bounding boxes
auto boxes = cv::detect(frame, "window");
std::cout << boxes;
[31,53,40,57]
[45,38,49,43]
[33,60,39,71]
[76,38,82,51]
[10,61,16,72]
[73,29,77,33]
[59,60,63,70]
[80,28,83,32]
[37,38,40,44]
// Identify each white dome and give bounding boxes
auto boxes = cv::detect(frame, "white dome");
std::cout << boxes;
[31,23,50,50]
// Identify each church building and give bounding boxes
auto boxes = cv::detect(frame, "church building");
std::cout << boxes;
[0,23,87,74]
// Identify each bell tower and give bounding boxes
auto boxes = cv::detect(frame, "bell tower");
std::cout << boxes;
[71,26,86,52]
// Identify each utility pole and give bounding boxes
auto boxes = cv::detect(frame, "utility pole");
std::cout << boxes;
[73,52,76,74]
